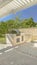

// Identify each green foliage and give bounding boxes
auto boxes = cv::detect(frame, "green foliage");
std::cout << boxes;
[20,18,36,28]
[0,18,37,36]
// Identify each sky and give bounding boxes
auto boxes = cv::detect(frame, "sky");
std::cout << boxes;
[0,4,37,22]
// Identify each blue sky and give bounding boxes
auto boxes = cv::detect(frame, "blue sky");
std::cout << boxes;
[0,4,37,22]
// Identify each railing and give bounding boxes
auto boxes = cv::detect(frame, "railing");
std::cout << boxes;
[7,34,13,44]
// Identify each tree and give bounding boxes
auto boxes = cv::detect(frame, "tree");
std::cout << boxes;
[20,18,36,28]
[0,17,36,36]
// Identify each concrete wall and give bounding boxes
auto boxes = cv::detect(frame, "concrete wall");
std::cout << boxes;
[14,33,25,45]
[6,28,37,46]
[19,28,37,42]
[11,32,34,45]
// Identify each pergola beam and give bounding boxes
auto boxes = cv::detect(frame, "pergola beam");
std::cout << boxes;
[0,0,37,17]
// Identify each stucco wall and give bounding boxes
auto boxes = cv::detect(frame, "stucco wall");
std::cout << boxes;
[6,28,37,45]
[19,28,37,42]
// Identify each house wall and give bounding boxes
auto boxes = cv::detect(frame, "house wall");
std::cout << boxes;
[19,28,37,42]
[6,28,37,46]
[13,33,25,45]
[12,32,32,45]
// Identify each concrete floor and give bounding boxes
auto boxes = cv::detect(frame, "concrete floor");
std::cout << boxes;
[0,43,12,50]
[0,43,37,65]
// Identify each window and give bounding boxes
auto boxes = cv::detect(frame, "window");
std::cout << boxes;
[22,36,23,41]
[16,38,20,42]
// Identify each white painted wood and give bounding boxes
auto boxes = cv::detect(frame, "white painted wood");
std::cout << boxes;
[0,0,37,17]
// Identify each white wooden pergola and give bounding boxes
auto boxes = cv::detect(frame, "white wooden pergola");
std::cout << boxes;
[0,0,37,17]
